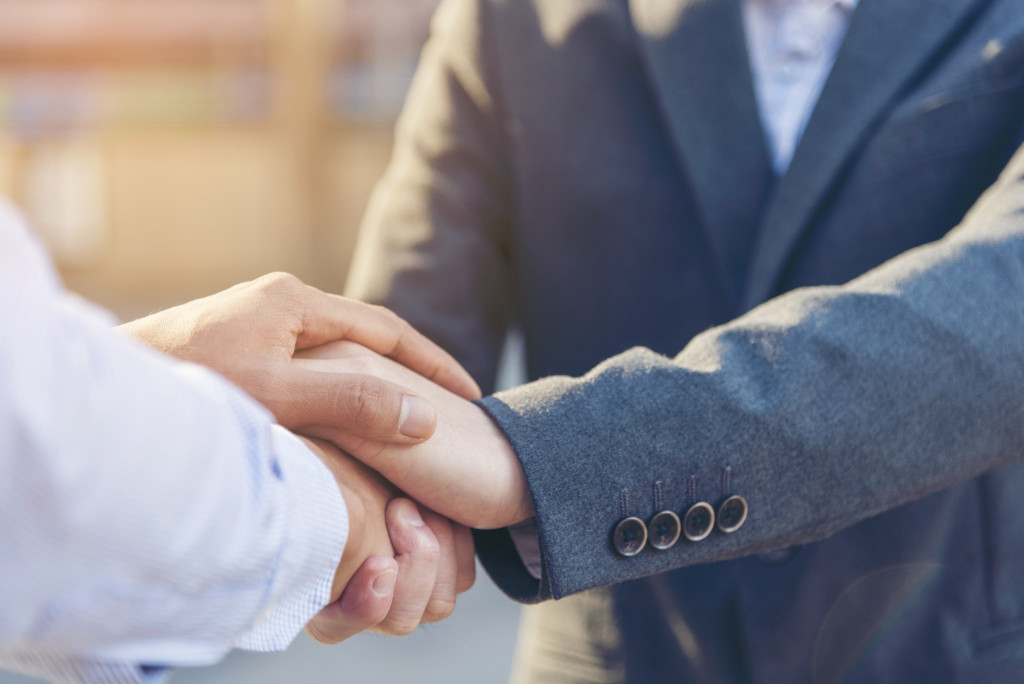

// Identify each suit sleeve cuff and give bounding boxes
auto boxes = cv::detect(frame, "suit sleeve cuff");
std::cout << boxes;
[472,396,557,603]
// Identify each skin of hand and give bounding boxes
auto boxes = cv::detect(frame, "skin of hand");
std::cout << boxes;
[298,437,476,642]
[119,274,481,639]
[118,272,482,443]
[294,341,535,530]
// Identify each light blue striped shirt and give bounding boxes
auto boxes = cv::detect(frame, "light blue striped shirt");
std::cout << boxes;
[0,201,348,683]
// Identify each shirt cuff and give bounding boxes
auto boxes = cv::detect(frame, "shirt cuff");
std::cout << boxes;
[508,518,543,581]
[235,427,348,652]
[0,650,169,684]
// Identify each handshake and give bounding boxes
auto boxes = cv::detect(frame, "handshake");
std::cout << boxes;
[120,273,536,644]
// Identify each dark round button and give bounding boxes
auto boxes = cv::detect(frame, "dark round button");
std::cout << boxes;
[717,495,748,534]
[648,510,681,550]
[683,502,715,542]
[612,516,648,557]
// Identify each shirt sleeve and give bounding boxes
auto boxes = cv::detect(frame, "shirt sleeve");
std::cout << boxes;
[508,520,543,581]
[0,201,348,683]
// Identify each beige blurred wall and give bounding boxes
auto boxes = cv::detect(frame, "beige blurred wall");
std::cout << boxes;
[0,125,395,318]
[0,0,429,319]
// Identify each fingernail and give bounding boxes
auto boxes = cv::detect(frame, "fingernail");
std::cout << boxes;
[399,501,426,528]
[371,569,398,597]
[399,395,436,439]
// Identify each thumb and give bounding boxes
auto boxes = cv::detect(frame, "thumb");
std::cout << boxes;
[275,367,438,443]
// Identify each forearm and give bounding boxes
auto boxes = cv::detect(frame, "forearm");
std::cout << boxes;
[480,145,1024,600]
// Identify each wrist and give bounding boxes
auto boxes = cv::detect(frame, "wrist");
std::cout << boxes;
[469,402,535,527]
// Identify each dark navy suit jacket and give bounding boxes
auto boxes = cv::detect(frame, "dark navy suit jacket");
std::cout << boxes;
[348,0,1024,681]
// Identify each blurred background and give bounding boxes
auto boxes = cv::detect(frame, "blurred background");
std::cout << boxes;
[0,0,438,313]
[0,0,523,682]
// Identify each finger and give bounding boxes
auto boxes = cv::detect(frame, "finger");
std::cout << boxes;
[305,555,398,645]
[277,368,438,442]
[296,290,482,400]
[376,499,440,636]
[420,511,458,624]
[452,523,477,594]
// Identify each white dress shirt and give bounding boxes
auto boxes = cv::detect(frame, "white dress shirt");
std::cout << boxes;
[510,0,860,576]
[0,200,348,684]
[744,0,859,173]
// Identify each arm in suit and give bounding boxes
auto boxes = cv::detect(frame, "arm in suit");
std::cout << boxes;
[346,0,513,394]
[345,0,1024,603]
[341,142,1024,603]
[476,144,1024,599]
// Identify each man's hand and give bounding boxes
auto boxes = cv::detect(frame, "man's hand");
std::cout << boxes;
[295,342,535,530]
[299,437,476,642]
[119,273,481,442]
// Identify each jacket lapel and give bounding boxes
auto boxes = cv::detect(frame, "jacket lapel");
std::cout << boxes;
[742,0,991,310]
[630,0,774,303]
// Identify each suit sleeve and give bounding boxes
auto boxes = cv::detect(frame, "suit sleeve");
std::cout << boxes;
[475,144,1024,602]
[345,0,514,394]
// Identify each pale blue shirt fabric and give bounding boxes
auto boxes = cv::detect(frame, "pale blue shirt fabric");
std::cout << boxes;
[744,0,859,173]
[0,200,348,683]
[510,0,860,576]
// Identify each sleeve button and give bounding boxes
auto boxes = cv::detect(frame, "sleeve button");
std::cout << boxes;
[648,510,682,550]
[683,502,715,542]
[612,516,648,557]
[717,495,748,534]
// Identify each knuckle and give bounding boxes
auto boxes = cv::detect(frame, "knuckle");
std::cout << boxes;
[391,319,414,350]
[422,597,456,623]
[368,305,415,359]
[260,272,304,296]
[374,305,408,333]
[380,614,419,637]
[339,377,395,432]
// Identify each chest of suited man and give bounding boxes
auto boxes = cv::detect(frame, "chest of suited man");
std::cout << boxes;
[481,0,1024,381]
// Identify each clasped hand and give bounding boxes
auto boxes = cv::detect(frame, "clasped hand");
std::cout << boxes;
[120,273,531,644]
